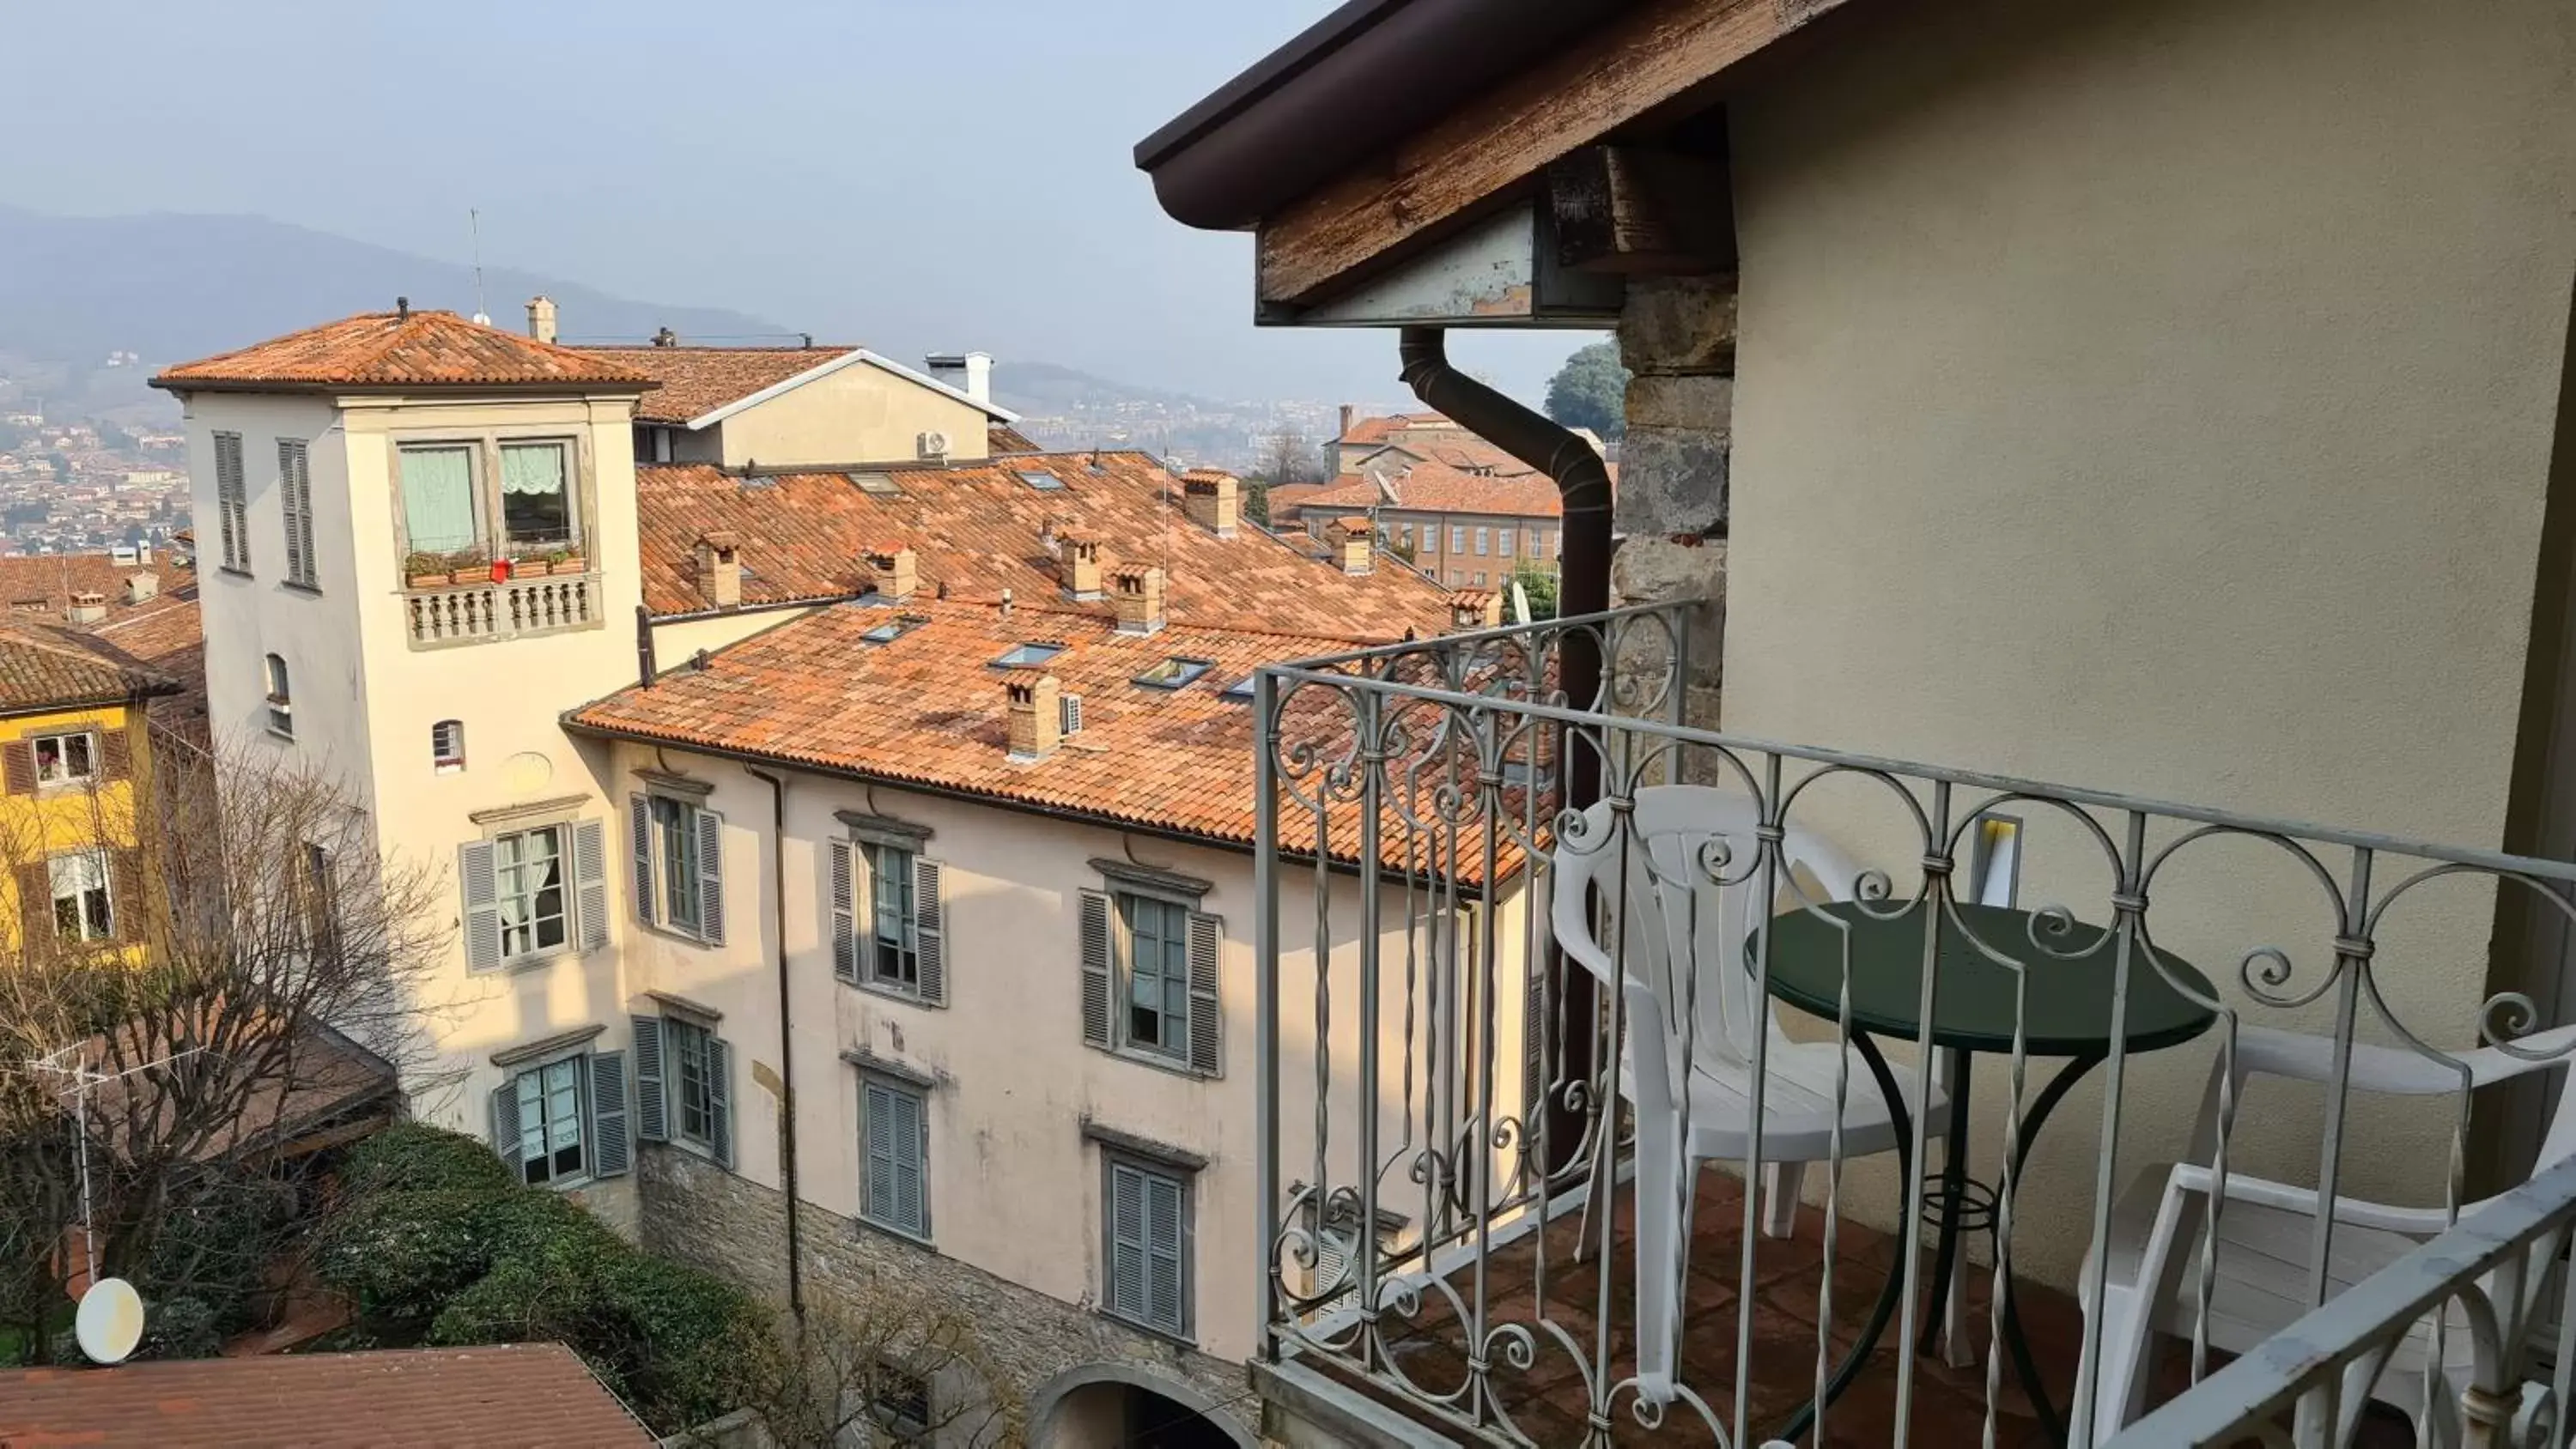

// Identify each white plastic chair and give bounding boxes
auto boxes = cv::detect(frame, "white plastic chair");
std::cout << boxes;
[1551,784,1953,1404]
[2081,1020,2576,1446]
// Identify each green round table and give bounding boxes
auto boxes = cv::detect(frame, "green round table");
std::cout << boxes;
[1757,900,2220,1446]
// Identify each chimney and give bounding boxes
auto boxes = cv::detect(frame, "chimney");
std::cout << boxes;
[865,545,917,602]
[1057,530,1104,600]
[1004,670,1060,761]
[694,531,741,609]
[66,591,106,626]
[1333,518,1374,575]
[526,296,558,344]
[926,352,993,406]
[1449,589,1503,632]
[653,326,678,348]
[123,573,157,605]
[1110,563,1166,635]
[1338,403,1356,440]
[1180,470,1240,538]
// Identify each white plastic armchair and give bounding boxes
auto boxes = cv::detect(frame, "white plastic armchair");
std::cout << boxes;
[1550,784,1953,1405]
[2082,1019,2576,1446]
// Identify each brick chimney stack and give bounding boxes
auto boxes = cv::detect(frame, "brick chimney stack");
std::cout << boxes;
[1057,530,1104,599]
[123,573,157,605]
[1449,588,1503,632]
[65,592,106,627]
[526,296,558,344]
[694,531,741,609]
[1333,518,1373,576]
[1005,670,1060,761]
[1337,403,1356,440]
[1181,470,1240,537]
[866,545,917,602]
[1110,564,1166,635]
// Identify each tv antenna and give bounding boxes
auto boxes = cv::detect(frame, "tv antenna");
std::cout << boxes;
[27,1041,209,1288]
[469,209,490,325]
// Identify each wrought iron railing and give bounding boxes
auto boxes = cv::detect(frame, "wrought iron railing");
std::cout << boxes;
[1249,602,2576,1447]
[404,572,598,647]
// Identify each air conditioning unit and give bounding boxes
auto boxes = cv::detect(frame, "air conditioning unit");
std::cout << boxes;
[917,430,952,461]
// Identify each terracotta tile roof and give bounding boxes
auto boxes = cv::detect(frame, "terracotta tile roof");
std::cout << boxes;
[76,585,206,737]
[0,1343,653,1447]
[151,311,659,393]
[635,451,1454,641]
[1258,481,1333,524]
[574,345,849,424]
[0,621,177,717]
[0,552,186,622]
[1338,410,1452,446]
[987,423,1046,454]
[1300,460,1575,519]
[568,599,1529,882]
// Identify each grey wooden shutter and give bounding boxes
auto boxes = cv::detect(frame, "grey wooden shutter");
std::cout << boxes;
[829,840,858,984]
[1079,889,1114,1049]
[863,1082,898,1224]
[1187,912,1222,1076]
[277,440,307,586]
[3,741,34,796]
[98,730,130,783]
[629,795,653,925]
[1145,1171,1187,1333]
[293,445,317,586]
[694,807,725,946]
[573,820,609,952]
[214,433,245,570]
[489,1082,524,1178]
[631,1016,667,1142]
[459,840,500,970]
[588,1050,630,1178]
[708,1035,735,1169]
[892,1088,925,1234]
[914,858,946,1006]
[1109,1162,1147,1321]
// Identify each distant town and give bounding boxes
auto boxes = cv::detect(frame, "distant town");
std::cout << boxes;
[0,370,191,556]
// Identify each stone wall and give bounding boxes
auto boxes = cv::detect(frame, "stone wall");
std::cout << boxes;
[1611,276,1735,732]
[638,1146,1255,1447]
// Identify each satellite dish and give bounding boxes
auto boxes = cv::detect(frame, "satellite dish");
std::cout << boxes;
[76,1277,143,1365]
[1510,579,1533,625]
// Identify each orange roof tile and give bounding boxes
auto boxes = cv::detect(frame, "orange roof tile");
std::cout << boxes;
[0,552,186,621]
[0,1343,653,1447]
[76,585,206,736]
[152,311,658,393]
[1301,461,1573,519]
[0,621,177,717]
[635,451,1454,641]
[576,345,850,424]
[1338,410,1452,446]
[568,599,1530,882]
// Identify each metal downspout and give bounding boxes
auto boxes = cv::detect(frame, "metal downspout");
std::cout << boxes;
[744,764,803,1320]
[1395,325,1613,1179]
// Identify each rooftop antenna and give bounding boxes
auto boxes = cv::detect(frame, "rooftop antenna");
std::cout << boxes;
[27,1041,209,1289]
[468,209,491,325]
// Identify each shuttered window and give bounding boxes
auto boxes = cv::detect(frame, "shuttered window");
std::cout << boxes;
[488,1049,629,1185]
[835,840,946,1006]
[213,431,248,572]
[460,819,608,971]
[278,439,317,589]
[860,1078,929,1239]
[634,793,725,946]
[1103,1157,1192,1338]
[631,1014,734,1169]
[1080,889,1222,1076]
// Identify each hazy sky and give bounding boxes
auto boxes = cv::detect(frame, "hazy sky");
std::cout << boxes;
[3,1,1598,405]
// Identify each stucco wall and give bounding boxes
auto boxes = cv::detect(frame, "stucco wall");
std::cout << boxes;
[1714,0,2576,1278]
[713,361,992,469]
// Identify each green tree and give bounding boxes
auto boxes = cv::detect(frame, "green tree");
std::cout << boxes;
[1543,341,1629,440]
[1244,481,1271,527]
[1508,562,1560,621]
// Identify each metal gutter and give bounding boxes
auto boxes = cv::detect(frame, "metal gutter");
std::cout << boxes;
[743,764,803,1321]
[1133,0,1638,231]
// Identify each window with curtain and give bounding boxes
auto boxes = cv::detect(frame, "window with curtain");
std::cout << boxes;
[500,440,574,552]
[399,446,478,556]
[493,825,568,961]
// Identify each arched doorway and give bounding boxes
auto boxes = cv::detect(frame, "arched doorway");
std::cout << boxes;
[1027,1363,1256,1449]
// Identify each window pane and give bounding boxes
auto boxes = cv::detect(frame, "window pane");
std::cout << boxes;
[400,446,477,555]
[671,1021,712,1145]
[654,799,700,931]
[499,442,573,549]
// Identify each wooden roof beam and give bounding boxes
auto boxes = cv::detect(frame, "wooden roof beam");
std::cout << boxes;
[1252,0,1850,309]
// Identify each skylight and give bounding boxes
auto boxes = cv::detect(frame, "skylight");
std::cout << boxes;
[850,470,900,495]
[1133,657,1216,690]
[860,615,928,645]
[1016,470,1066,492]
[988,641,1066,669]
[1221,676,1257,702]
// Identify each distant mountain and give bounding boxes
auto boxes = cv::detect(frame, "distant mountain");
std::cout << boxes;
[987,361,1228,417]
[0,205,785,368]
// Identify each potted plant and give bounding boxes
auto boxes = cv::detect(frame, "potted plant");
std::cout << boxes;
[550,546,583,575]
[443,549,487,586]
[516,550,552,579]
[404,552,447,589]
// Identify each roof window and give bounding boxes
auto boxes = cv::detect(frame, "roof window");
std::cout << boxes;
[1133,657,1215,690]
[1221,676,1256,702]
[860,615,929,645]
[988,641,1066,669]
[1016,470,1065,492]
[850,470,900,496]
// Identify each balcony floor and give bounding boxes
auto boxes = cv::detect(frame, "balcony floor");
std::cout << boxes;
[1297,1167,2414,1446]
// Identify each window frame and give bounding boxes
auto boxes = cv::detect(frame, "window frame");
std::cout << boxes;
[510,1054,591,1187]
[29,730,94,787]
[863,840,920,991]
[213,430,250,574]
[490,822,573,965]
[858,1073,933,1242]
[1099,1151,1196,1342]
[392,430,594,571]
[1115,890,1194,1064]
[48,848,113,943]
[264,653,293,738]
[1473,525,1489,555]
[278,437,318,591]
[649,795,703,934]
[495,437,580,558]
[666,1016,718,1151]
[1449,524,1466,554]
[432,719,466,773]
